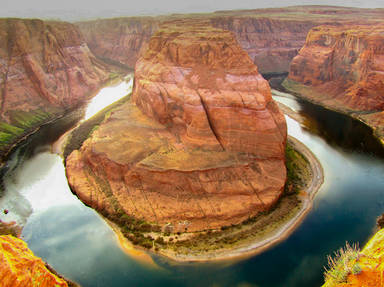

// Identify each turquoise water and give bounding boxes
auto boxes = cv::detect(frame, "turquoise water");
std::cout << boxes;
[2,87,384,287]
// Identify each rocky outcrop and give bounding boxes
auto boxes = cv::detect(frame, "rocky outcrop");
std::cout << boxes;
[0,235,68,287]
[77,17,160,69]
[0,18,108,115]
[0,18,108,157]
[77,6,384,75]
[66,21,287,233]
[323,228,384,287]
[285,23,384,143]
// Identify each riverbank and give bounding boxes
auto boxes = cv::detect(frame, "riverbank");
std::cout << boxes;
[62,83,324,262]
[282,78,384,146]
[153,135,323,262]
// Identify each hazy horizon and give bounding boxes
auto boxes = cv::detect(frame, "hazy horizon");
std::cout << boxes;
[2,0,383,21]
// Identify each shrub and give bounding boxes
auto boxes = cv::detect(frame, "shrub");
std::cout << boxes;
[324,242,360,283]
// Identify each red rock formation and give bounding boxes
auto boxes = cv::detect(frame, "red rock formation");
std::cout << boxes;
[76,17,160,68]
[285,23,384,141]
[0,18,108,121]
[0,235,68,287]
[66,22,287,233]
[77,6,384,74]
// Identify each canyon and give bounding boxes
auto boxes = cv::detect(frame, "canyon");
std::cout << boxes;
[77,6,384,75]
[66,20,287,234]
[0,4,383,286]
[0,18,108,159]
[285,23,384,143]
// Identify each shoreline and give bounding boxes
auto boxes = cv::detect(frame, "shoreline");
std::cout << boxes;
[281,79,384,146]
[58,78,324,263]
[155,135,323,262]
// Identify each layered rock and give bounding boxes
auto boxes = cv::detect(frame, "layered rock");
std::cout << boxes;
[77,6,384,75]
[0,235,68,287]
[77,17,160,69]
[66,22,287,232]
[0,18,108,115]
[285,24,384,142]
[0,18,108,156]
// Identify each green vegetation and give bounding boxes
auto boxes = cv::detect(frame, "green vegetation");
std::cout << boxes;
[324,242,361,284]
[285,143,310,194]
[0,109,57,158]
[63,93,131,159]
[87,141,312,254]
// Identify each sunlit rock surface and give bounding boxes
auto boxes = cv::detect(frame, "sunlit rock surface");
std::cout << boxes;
[77,6,384,74]
[66,21,287,232]
[323,228,384,287]
[0,18,108,158]
[0,235,68,287]
[285,23,384,142]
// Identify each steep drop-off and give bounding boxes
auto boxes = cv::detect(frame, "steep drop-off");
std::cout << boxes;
[0,235,69,287]
[0,18,108,157]
[284,23,384,143]
[66,21,287,233]
[77,6,384,75]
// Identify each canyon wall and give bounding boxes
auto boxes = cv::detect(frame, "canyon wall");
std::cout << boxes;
[0,18,108,156]
[77,7,384,75]
[0,235,69,287]
[66,21,287,233]
[285,23,384,142]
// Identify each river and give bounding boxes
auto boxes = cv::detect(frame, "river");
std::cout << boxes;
[1,80,384,287]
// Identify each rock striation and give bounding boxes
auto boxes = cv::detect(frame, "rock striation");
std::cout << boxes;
[66,22,287,233]
[0,18,108,156]
[0,18,108,115]
[77,6,384,75]
[285,23,384,142]
[0,235,68,287]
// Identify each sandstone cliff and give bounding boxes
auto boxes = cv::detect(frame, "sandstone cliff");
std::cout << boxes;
[0,18,108,156]
[285,23,384,143]
[66,21,287,233]
[0,235,68,287]
[77,6,384,75]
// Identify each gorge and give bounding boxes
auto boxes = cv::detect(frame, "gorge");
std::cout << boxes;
[0,4,384,287]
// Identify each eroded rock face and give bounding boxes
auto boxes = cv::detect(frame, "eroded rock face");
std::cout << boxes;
[286,24,384,142]
[0,18,108,120]
[0,235,68,287]
[77,6,384,75]
[66,22,287,232]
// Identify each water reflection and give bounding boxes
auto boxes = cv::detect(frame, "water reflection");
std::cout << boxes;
[84,75,133,120]
[2,79,384,286]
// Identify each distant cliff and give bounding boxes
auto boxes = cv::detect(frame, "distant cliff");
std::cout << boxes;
[0,18,108,157]
[284,23,384,143]
[66,21,287,233]
[76,6,384,75]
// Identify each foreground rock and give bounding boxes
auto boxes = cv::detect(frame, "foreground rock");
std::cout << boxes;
[284,24,384,143]
[66,21,287,233]
[323,228,384,287]
[0,235,68,287]
[0,18,108,157]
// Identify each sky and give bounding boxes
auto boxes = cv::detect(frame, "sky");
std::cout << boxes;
[2,0,383,21]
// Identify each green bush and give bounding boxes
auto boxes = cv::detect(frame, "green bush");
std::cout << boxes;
[324,242,360,283]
